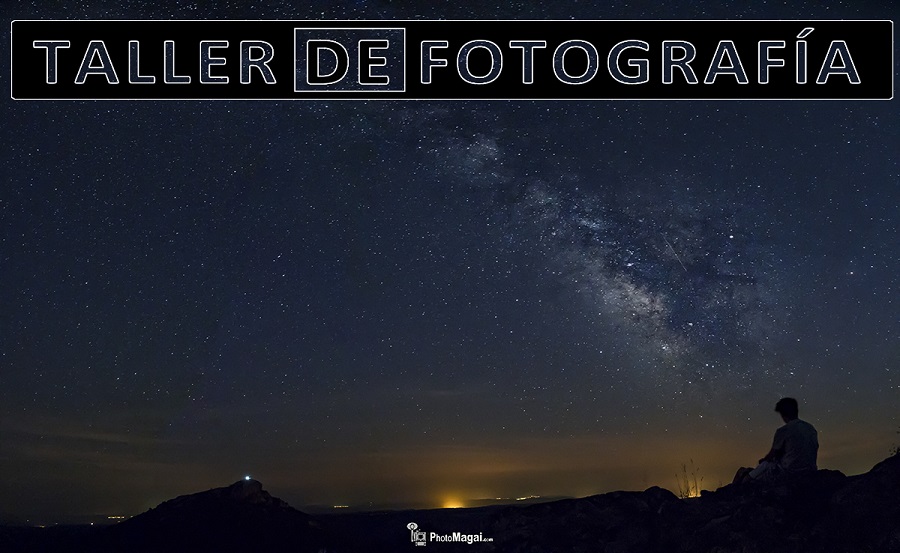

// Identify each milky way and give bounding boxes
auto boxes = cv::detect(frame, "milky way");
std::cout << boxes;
[417,111,791,397]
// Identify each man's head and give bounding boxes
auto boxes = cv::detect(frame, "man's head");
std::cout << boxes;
[775,397,799,422]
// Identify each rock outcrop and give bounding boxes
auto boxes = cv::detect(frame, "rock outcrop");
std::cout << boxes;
[482,455,900,553]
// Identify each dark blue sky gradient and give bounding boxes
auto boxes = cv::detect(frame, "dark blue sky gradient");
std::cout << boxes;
[1,1,897,522]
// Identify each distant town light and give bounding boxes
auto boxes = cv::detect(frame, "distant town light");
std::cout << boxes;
[244,475,251,481]
[442,498,464,509]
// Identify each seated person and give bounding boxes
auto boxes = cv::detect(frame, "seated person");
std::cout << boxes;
[734,397,818,484]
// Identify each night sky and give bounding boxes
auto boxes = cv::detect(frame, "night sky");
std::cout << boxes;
[1,1,898,523]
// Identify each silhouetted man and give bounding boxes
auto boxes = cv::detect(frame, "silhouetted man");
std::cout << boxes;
[735,397,818,484]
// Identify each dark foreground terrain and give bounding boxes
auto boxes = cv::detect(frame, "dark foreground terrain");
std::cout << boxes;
[3,454,899,553]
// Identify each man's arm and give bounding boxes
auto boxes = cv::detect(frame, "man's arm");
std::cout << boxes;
[760,427,786,464]
[759,446,782,464]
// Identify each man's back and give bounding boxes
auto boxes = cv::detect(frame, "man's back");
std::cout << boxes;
[773,418,818,472]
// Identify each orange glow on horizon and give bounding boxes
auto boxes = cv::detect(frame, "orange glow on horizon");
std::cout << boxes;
[442,497,465,509]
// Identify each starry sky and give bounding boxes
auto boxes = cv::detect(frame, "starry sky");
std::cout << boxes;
[1,1,898,523]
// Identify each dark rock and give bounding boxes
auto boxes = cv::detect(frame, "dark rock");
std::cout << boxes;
[484,488,680,553]
[810,454,900,552]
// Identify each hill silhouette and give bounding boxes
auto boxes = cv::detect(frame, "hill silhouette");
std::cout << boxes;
[2,454,899,552]
[96,478,327,552]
